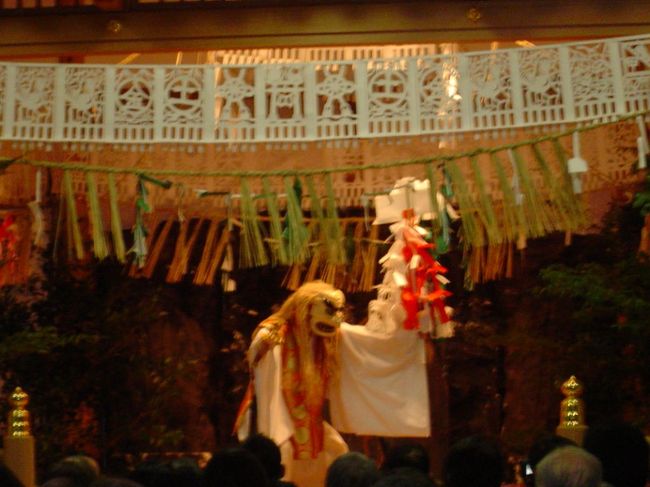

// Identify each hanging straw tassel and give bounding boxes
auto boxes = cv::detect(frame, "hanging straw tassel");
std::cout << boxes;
[108,173,126,263]
[194,219,220,285]
[85,172,109,260]
[425,162,443,238]
[530,143,585,233]
[304,220,323,283]
[282,262,304,290]
[346,220,366,292]
[321,218,346,287]
[207,227,231,286]
[62,170,85,260]
[261,176,288,265]
[239,177,269,268]
[510,148,554,237]
[359,223,380,292]
[139,217,173,279]
[469,155,502,244]
[283,176,310,264]
[347,220,363,292]
[52,175,65,262]
[324,174,346,265]
[167,219,204,282]
[445,158,484,248]
[305,175,326,263]
[490,152,523,243]
[551,138,586,227]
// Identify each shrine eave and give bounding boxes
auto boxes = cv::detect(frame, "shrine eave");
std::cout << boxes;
[2,0,650,58]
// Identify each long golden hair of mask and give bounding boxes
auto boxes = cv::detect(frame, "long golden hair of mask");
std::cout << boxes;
[272,281,341,399]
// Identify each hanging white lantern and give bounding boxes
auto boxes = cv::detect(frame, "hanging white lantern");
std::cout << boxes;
[567,131,588,194]
[636,116,648,170]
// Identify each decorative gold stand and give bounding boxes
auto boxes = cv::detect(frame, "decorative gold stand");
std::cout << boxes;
[555,376,588,446]
[4,387,36,487]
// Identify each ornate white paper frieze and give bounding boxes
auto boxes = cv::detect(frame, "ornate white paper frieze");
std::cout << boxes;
[1,34,650,146]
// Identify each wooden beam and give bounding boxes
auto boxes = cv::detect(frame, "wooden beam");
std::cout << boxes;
[1,1,650,58]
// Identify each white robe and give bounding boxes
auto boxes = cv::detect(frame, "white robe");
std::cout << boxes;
[248,322,430,487]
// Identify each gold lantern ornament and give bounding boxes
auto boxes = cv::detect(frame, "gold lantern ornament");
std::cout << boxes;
[556,375,588,445]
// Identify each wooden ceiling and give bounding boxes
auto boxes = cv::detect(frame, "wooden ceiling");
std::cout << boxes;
[1,0,650,59]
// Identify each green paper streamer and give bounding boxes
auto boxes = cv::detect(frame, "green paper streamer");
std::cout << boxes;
[239,177,269,268]
[445,159,484,247]
[85,172,109,260]
[283,176,310,264]
[129,176,150,268]
[108,173,126,263]
[62,170,85,260]
[261,176,288,265]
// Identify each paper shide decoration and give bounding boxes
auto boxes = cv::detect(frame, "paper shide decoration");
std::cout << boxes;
[367,177,455,339]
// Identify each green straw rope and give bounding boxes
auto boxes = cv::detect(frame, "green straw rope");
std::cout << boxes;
[6,111,645,179]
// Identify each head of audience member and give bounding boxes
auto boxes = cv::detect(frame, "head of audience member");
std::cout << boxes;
[203,446,271,487]
[90,477,143,487]
[443,435,504,487]
[130,457,202,487]
[534,446,602,487]
[523,434,578,487]
[583,422,649,487]
[0,462,24,487]
[325,452,380,487]
[381,442,430,477]
[241,434,286,483]
[43,455,101,487]
[373,467,436,487]
[527,434,577,470]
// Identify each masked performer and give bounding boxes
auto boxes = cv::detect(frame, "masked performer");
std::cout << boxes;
[235,281,429,487]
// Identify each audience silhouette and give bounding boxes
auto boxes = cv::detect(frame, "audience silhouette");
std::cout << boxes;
[534,445,602,487]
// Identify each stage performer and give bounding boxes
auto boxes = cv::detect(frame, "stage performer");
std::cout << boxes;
[235,281,430,487]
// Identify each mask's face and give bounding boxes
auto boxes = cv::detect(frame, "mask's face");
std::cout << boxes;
[310,289,345,337]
